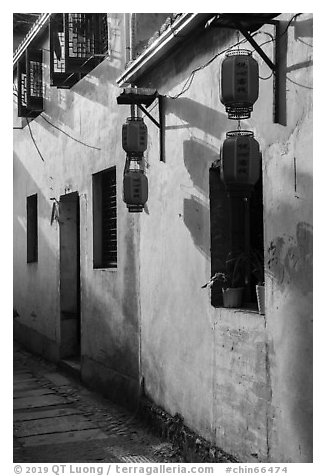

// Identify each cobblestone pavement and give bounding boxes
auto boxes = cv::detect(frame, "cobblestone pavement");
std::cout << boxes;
[13,342,178,463]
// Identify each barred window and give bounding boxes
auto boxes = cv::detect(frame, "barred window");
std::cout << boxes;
[50,13,108,89]
[27,194,38,263]
[17,49,43,118]
[93,167,117,269]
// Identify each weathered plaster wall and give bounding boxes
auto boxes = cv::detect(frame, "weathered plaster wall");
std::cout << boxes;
[13,14,141,406]
[13,12,313,462]
[137,13,312,462]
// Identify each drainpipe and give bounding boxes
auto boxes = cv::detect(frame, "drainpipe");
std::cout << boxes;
[130,13,137,118]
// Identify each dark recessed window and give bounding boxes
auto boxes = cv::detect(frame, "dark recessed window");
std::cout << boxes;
[209,166,264,307]
[17,49,43,118]
[50,13,109,89]
[93,167,117,269]
[27,194,38,263]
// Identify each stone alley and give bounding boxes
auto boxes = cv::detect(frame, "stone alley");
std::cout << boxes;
[13,342,177,463]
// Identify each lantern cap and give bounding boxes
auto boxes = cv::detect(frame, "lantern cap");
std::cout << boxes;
[226,130,254,138]
[225,49,253,57]
[126,116,145,122]
[225,105,253,120]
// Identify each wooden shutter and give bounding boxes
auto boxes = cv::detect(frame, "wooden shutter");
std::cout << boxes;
[101,169,117,268]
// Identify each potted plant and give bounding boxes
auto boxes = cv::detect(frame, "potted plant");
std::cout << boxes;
[202,251,248,308]
[251,249,265,314]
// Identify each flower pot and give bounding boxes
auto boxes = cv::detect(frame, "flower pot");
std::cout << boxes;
[256,285,265,315]
[222,287,244,308]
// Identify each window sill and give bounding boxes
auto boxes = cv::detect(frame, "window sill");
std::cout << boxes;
[93,267,118,272]
[212,302,259,313]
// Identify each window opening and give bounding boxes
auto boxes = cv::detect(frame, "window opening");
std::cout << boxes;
[17,49,43,118]
[209,165,264,308]
[93,167,117,269]
[50,13,108,88]
[27,194,38,263]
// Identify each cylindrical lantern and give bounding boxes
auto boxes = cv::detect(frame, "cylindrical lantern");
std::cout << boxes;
[220,50,259,120]
[123,159,148,212]
[122,117,148,155]
[221,130,261,191]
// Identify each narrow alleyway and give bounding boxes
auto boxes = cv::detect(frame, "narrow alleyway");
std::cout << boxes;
[13,342,177,463]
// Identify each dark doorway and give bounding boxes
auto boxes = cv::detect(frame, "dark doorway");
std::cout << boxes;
[59,192,81,360]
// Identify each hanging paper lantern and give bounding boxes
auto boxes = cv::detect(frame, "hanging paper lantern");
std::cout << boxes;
[220,50,259,120]
[221,130,261,189]
[123,158,148,212]
[122,117,148,155]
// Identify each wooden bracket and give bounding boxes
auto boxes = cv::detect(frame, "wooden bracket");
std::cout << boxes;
[117,89,165,162]
[210,15,282,124]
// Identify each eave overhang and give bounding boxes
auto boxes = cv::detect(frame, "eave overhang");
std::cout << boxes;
[13,13,50,70]
[116,13,280,88]
[116,13,214,87]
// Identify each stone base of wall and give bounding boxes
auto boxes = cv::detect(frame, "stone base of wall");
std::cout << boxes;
[13,319,60,363]
[81,355,140,411]
[139,396,238,463]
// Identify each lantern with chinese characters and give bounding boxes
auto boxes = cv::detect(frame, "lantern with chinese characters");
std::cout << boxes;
[221,130,261,193]
[123,157,148,212]
[220,50,259,120]
[122,117,148,155]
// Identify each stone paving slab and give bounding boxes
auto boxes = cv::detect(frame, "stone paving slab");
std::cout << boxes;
[14,370,34,377]
[20,428,109,447]
[14,381,44,391]
[14,388,57,398]
[13,376,38,384]
[43,372,72,386]
[14,394,70,410]
[15,414,98,437]
[14,406,83,422]
[13,342,178,463]
[13,438,120,463]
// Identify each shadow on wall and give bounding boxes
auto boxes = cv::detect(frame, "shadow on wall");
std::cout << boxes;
[14,152,141,404]
[39,58,121,136]
[183,138,219,194]
[13,152,58,330]
[294,16,313,41]
[182,137,219,258]
[72,61,122,104]
[167,97,228,141]
[183,195,210,259]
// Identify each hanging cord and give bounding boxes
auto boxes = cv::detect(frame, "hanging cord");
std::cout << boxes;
[167,31,270,100]
[168,15,303,99]
[26,118,45,162]
[39,114,101,150]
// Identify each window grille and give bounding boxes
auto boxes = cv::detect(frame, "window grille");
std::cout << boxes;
[93,167,117,269]
[50,13,108,88]
[27,194,38,263]
[17,49,43,118]
[101,169,117,268]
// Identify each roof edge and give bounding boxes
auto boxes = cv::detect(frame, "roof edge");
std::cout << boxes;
[116,13,214,87]
[13,13,51,68]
